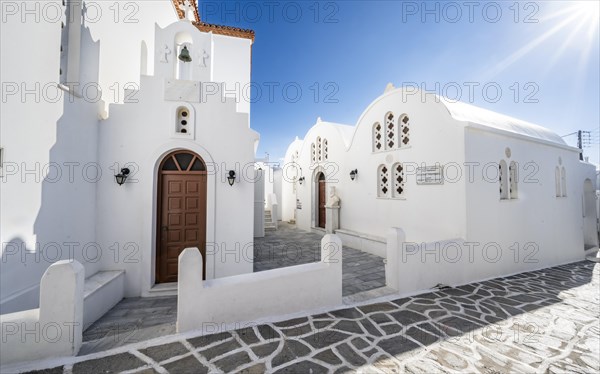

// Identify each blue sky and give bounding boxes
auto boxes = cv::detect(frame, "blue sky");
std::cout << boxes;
[201,1,600,164]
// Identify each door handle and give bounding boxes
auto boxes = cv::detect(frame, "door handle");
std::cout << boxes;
[162,226,168,231]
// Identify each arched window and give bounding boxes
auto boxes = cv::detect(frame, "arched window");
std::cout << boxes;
[385,112,396,150]
[561,167,567,197]
[499,160,509,200]
[378,165,390,198]
[509,161,518,199]
[311,143,316,164]
[316,136,322,162]
[555,167,561,197]
[392,163,405,198]
[400,114,410,146]
[373,122,383,152]
[323,138,328,160]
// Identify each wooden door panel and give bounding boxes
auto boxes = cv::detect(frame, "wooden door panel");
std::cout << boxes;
[318,178,326,228]
[158,171,207,283]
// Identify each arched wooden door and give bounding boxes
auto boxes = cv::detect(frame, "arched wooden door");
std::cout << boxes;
[317,172,326,228]
[156,151,207,283]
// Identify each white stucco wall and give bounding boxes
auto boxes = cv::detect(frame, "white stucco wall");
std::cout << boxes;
[1,13,102,313]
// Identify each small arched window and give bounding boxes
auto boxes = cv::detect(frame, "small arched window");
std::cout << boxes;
[373,123,383,152]
[323,138,328,160]
[561,167,567,197]
[311,143,316,164]
[392,162,405,198]
[509,161,518,199]
[555,167,562,197]
[378,164,390,198]
[400,114,410,146]
[385,112,396,150]
[499,160,509,200]
[316,137,322,162]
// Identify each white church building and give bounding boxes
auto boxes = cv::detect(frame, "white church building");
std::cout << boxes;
[282,84,599,283]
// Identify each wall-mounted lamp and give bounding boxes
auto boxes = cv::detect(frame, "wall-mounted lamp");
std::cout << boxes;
[115,168,130,186]
[227,170,236,186]
[298,176,305,185]
[350,169,358,181]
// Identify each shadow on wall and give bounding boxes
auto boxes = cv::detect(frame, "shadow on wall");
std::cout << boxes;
[0,25,102,314]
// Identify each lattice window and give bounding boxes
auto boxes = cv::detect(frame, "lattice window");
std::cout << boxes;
[311,143,316,164]
[385,112,396,150]
[499,160,508,200]
[509,161,518,199]
[378,165,390,198]
[373,123,383,152]
[317,137,322,162]
[392,163,405,198]
[561,167,567,197]
[400,114,410,146]
[323,138,328,160]
[555,167,561,197]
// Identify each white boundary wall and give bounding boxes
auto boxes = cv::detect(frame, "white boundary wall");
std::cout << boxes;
[385,227,585,296]
[177,235,343,332]
[0,260,84,366]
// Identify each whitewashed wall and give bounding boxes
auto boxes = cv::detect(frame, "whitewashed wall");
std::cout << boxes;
[177,235,343,332]
[1,12,103,313]
[464,128,597,274]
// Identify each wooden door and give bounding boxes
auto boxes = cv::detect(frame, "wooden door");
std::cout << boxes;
[157,151,207,283]
[318,173,326,228]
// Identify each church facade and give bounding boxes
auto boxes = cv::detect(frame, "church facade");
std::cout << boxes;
[1,0,258,313]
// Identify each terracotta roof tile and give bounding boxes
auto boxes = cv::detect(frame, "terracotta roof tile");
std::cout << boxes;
[171,0,254,42]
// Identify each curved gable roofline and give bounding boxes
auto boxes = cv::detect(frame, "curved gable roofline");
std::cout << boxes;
[439,98,566,145]
[303,121,354,150]
[345,86,568,148]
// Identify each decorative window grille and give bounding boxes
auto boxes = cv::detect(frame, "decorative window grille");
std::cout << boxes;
[378,165,390,198]
[311,143,316,164]
[499,160,509,200]
[400,114,410,146]
[317,137,322,162]
[392,163,405,198]
[509,161,518,199]
[323,138,328,160]
[373,123,383,152]
[385,112,396,150]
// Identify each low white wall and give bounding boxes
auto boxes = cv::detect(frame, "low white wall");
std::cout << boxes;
[386,227,585,296]
[177,235,343,332]
[0,260,84,366]
[335,229,386,258]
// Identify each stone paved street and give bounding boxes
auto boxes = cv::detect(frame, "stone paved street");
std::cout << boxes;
[254,223,386,296]
[24,261,599,374]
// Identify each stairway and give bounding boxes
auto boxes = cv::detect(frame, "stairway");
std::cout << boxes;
[265,210,277,231]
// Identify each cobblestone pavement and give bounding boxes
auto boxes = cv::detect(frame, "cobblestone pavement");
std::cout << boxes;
[25,261,599,374]
[254,223,386,296]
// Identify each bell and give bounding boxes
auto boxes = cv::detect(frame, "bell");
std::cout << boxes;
[178,46,192,62]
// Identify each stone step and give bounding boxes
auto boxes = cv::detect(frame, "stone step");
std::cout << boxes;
[147,282,178,297]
